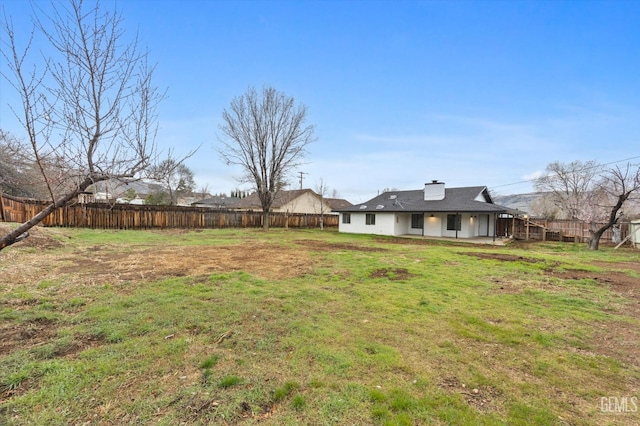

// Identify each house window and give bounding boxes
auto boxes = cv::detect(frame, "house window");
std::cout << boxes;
[342,213,351,224]
[365,213,376,225]
[411,214,423,229]
[446,214,461,231]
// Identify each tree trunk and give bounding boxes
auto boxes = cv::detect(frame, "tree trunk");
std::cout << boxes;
[0,176,98,251]
[262,210,269,231]
[588,228,605,250]
[586,192,630,250]
[0,192,5,222]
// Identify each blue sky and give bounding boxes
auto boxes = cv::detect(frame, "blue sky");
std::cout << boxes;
[2,0,640,203]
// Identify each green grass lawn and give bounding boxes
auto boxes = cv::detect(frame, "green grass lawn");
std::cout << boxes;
[0,227,638,425]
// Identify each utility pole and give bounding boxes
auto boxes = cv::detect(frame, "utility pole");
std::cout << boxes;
[298,171,308,189]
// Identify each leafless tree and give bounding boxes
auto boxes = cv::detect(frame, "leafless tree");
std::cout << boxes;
[148,158,196,205]
[0,130,31,198]
[586,164,640,250]
[529,194,564,219]
[535,160,640,250]
[218,86,316,230]
[314,179,330,230]
[197,184,210,201]
[0,0,163,250]
[0,129,63,200]
[534,160,601,220]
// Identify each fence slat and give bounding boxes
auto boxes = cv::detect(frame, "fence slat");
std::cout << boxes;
[497,217,630,243]
[0,194,338,230]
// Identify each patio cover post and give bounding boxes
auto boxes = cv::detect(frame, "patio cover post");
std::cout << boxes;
[493,213,496,242]
[455,212,459,239]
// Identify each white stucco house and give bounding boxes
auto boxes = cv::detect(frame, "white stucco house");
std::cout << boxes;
[231,189,351,215]
[334,181,520,240]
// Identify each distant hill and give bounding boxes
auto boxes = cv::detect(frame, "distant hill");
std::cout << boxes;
[493,193,542,214]
[494,192,640,219]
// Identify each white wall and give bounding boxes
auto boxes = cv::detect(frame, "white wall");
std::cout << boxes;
[424,215,442,236]
[339,211,497,238]
[396,214,412,235]
[424,182,445,200]
[441,213,473,238]
[630,220,640,248]
[338,212,396,235]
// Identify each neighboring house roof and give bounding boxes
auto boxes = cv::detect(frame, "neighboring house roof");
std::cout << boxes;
[334,186,519,214]
[192,196,242,209]
[233,189,316,210]
[324,197,353,211]
[89,178,165,198]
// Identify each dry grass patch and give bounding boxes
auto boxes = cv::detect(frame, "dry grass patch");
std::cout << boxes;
[2,240,315,291]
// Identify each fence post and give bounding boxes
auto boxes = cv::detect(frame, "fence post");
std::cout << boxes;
[0,193,5,222]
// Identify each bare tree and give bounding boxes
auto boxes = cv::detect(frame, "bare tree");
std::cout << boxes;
[148,158,196,205]
[535,160,640,250]
[314,179,330,230]
[586,164,640,250]
[218,86,316,230]
[0,130,31,198]
[529,194,564,219]
[0,0,163,250]
[0,129,62,199]
[534,160,601,220]
[197,184,210,201]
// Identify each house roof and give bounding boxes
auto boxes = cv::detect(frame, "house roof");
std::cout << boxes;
[324,197,353,211]
[232,189,353,211]
[192,195,241,208]
[90,178,165,197]
[232,189,316,210]
[334,186,519,214]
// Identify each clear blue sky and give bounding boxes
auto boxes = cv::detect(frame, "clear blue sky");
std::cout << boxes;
[2,0,640,203]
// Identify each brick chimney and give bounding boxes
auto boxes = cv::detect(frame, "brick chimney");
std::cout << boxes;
[424,180,445,200]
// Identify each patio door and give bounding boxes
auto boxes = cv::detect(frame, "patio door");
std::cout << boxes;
[479,214,490,237]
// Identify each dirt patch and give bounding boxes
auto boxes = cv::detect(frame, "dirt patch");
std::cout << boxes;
[582,321,639,368]
[593,260,640,274]
[492,268,639,316]
[489,262,639,369]
[546,269,640,325]
[438,376,501,412]
[545,269,639,293]
[62,243,314,282]
[0,223,63,250]
[473,249,639,370]
[2,241,316,290]
[462,252,551,264]
[470,251,639,310]
[377,236,496,247]
[0,320,57,356]
[295,239,387,252]
[0,319,105,359]
[369,268,415,281]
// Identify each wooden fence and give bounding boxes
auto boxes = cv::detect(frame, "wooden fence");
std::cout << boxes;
[497,217,632,244]
[0,194,338,230]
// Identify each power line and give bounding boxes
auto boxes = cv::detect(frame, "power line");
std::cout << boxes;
[491,155,640,190]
